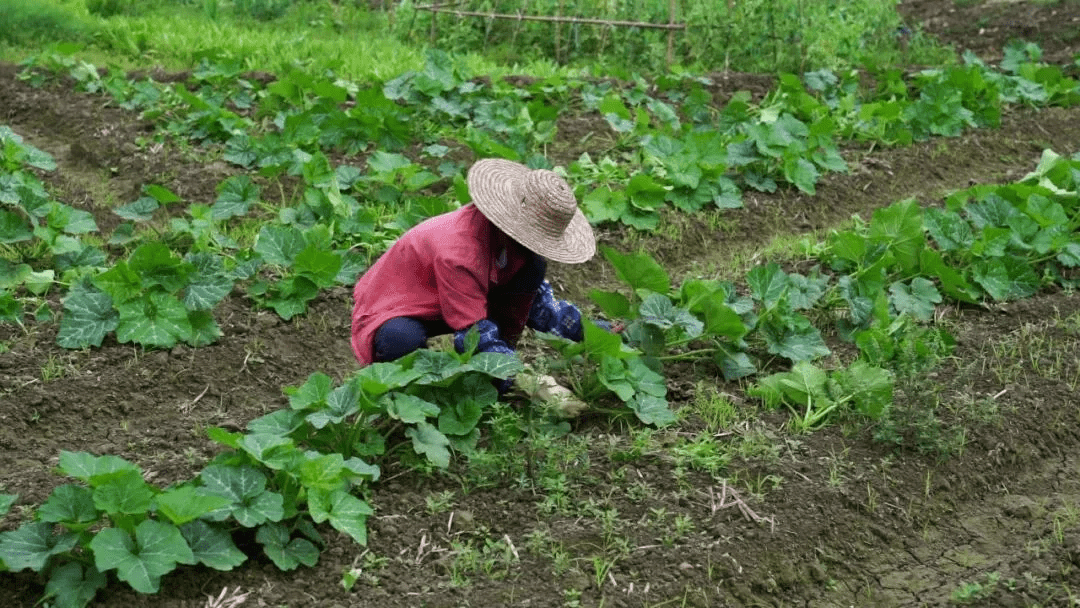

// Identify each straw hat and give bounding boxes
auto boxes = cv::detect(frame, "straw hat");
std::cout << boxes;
[467,159,595,264]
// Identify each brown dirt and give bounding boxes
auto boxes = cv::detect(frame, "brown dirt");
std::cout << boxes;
[899,0,1080,66]
[3,3,1080,607]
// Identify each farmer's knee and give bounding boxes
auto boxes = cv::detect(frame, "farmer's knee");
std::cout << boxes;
[373,317,428,362]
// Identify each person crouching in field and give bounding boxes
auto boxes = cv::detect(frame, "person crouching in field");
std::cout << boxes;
[350,158,596,416]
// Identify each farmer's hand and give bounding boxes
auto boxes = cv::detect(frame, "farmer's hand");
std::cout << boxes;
[592,318,626,334]
[515,371,588,418]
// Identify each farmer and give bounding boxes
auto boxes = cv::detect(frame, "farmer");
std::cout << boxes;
[350,158,596,415]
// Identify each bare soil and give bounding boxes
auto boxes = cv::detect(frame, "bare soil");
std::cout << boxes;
[2,2,1080,606]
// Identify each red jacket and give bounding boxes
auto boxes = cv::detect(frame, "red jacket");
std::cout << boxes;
[350,204,535,366]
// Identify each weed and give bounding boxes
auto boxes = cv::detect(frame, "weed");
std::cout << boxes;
[424,490,455,515]
[39,353,71,381]
[950,571,1001,604]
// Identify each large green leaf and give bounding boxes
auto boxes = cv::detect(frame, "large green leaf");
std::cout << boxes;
[91,469,155,516]
[287,372,333,410]
[44,562,107,608]
[180,521,246,571]
[354,364,421,396]
[600,245,670,295]
[115,292,193,347]
[466,352,524,379]
[308,489,374,545]
[37,484,99,529]
[746,263,788,307]
[405,422,451,468]
[182,253,232,311]
[869,199,924,274]
[0,522,79,572]
[212,175,259,220]
[628,394,676,427]
[294,243,342,287]
[888,278,942,321]
[57,282,118,349]
[386,393,440,424]
[256,522,319,571]
[0,209,32,243]
[155,486,232,526]
[57,451,140,486]
[90,520,195,594]
[127,243,189,293]
[254,224,305,266]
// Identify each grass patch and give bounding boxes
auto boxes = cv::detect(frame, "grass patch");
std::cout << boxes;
[0,0,94,48]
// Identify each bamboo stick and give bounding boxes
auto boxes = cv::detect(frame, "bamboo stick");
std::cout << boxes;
[412,6,686,30]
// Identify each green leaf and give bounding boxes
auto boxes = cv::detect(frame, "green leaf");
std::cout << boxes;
[466,352,524,379]
[834,361,893,419]
[238,433,297,471]
[972,256,1040,301]
[180,520,247,571]
[411,349,470,385]
[626,173,668,210]
[115,292,193,347]
[256,522,319,571]
[600,245,670,295]
[293,243,342,287]
[254,224,305,266]
[0,209,32,243]
[92,469,155,516]
[354,363,421,396]
[0,493,15,518]
[639,293,704,338]
[919,249,981,304]
[128,243,189,292]
[786,272,829,310]
[628,394,676,427]
[287,372,333,410]
[747,263,788,307]
[590,289,631,319]
[869,199,924,274]
[715,345,757,381]
[0,522,78,572]
[92,262,142,303]
[44,562,107,608]
[183,253,232,311]
[307,489,373,545]
[306,381,360,429]
[783,156,819,194]
[761,313,831,362]
[90,520,195,594]
[200,464,265,502]
[37,485,99,529]
[597,356,634,401]
[187,310,222,347]
[156,486,233,525]
[1058,242,1080,267]
[248,411,305,438]
[57,282,118,349]
[405,422,451,468]
[113,197,159,222]
[212,175,259,220]
[386,393,440,424]
[888,278,942,321]
[924,208,974,251]
[57,451,139,485]
[144,184,180,205]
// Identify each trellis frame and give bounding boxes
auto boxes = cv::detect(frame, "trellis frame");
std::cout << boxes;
[413,0,686,65]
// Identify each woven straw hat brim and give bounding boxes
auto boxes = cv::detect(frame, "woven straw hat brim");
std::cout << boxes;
[468,159,596,264]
